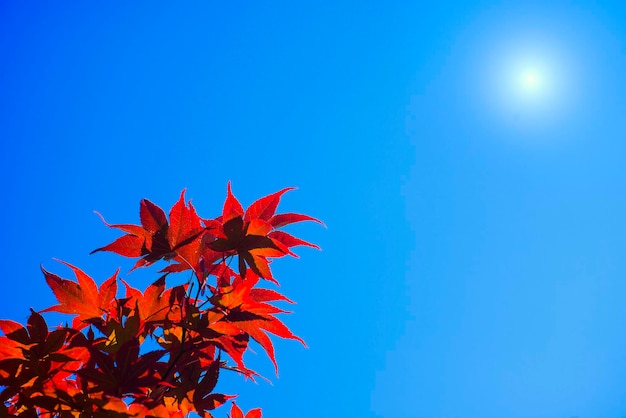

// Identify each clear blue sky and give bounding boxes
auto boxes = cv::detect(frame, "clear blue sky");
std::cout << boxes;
[2,2,626,417]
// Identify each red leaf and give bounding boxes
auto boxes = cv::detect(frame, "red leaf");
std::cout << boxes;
[91,200,171,267]
[41,261,118,329]
[93,234,146,258]
[192,360,221,407]
[0,319,29,348]
[197,393,236,411]
[248,288,294,304]
[93,211,149,238]
[123,276,183,331]
[230,402,244,418]
[1,184,322,416]
[212,271,305,374]
[168,189,203,250]
[240,252,278,284]
[93,192,209,275]
[229,403,263,418]
[0,320,26,339]
[247,409,262,418]
[223,182,244,223]
[268,230,320,257]
[90,211,151,256]
[244,187,294,222]
[167,189,206,274]
[236,317,305,375]
[140,198,168,234]
[245,219,273,236]
[269,213,324,229]
[27,309,48,343]
[231,402,262,418]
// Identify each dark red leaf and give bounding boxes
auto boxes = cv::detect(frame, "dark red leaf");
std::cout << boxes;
[0,320,28,345]
[192,360,221,407]
[26,309,48,343]
[140,198,168,234]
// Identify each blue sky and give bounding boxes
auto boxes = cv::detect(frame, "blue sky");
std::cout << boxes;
[2,2,626,417]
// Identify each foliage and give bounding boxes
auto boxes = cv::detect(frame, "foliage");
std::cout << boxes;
[0,183,321,417]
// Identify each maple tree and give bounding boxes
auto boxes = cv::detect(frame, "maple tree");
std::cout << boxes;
[0,184,321,417]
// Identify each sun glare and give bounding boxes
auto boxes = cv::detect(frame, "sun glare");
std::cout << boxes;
[459,11,588,139]
[481,43,573,129]
[521,69,541,91]
[467,21,581,133]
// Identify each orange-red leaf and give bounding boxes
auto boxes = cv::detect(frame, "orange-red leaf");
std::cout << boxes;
[245,219,272,236]
[230,402,262,418]
[123,276,183,331]
[247,409,262,418]
[235,317,305,375]
[0,320,28,358]
[0,320,26,339]
[213,271,305,374]
[240,252,278,284]
[41,261,118,329]
[0,336,25,359]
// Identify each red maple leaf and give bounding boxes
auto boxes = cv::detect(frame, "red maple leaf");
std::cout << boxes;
[41,261,118,329]
[1,185,321,417]
[229,402,262,418]
[122,275,186,335]
[210,269,305,374]
[208,183,322,283]
[0,311,90,415]
[92,190,207,272]
[0,319,26,360]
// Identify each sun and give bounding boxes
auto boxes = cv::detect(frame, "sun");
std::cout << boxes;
[468,20,583,134]
[520,69,541,91]
[477,47,571,132]
[515,65,547,100]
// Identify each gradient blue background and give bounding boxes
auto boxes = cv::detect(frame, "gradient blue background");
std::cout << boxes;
[2,2,626,417]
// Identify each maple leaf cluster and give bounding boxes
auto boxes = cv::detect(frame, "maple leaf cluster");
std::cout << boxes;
[0,184,321,417]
